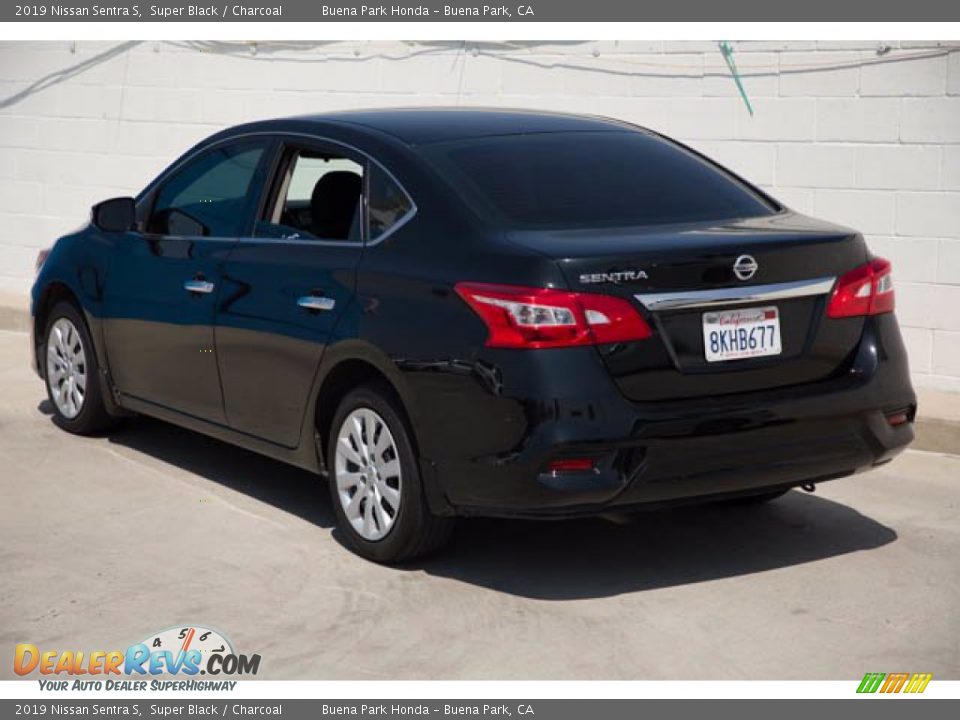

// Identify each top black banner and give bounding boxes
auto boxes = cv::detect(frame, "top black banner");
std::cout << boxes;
[6,0,960,22]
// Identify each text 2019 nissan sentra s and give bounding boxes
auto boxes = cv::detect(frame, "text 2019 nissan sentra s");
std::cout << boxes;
[31,109,916,562]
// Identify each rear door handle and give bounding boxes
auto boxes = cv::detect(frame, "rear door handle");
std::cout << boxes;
[298,295,336,312]
[184,279,215,294]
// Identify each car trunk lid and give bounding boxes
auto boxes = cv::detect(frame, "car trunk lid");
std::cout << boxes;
[505,212,869,401]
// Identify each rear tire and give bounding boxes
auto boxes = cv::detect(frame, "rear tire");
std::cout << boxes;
[327,383,454,563]
[43,301,116,435]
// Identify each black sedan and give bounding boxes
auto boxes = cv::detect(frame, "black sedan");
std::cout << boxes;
[31,109,916,561]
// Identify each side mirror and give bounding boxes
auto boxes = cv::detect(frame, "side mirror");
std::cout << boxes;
[91,197,136,233]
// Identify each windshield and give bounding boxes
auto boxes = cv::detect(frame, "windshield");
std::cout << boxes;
[422,131,778,229]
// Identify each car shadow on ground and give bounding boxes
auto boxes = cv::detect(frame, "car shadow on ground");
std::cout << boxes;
[55,407,897,600]
[414,494,897,599]
[93,412,337,529]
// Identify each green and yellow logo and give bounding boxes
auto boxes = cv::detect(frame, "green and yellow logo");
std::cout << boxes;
[857,672,933,694]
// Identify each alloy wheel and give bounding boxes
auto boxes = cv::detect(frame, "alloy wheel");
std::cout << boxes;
[334,408,403,541]
[46,317,87,419]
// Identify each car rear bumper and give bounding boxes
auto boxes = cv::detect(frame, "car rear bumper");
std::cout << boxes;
[424,313,915,518]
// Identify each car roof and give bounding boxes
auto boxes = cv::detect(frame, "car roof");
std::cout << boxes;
[284,108,641,146]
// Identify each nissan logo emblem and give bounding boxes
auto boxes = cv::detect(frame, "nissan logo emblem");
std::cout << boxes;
[733,254,758,281]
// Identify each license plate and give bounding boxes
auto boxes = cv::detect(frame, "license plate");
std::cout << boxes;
[702,306,782,363]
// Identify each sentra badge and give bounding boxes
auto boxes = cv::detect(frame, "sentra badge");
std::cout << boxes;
[580,270,649,284]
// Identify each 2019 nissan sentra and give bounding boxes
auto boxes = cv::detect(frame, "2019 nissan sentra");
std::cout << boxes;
[31,109,916,561]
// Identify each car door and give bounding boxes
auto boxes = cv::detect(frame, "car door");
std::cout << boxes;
[214,137,366,447]
[102,138,273,423]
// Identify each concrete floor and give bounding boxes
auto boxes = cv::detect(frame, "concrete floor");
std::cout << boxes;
[1,329,958,680]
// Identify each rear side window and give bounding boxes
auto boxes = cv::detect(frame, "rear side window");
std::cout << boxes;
[148,140,268,237]
[368,164,414,241]
[423,132,777,229]
[256,149,364,242]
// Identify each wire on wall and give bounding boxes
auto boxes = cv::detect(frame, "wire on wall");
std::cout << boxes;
[2,40,960,113]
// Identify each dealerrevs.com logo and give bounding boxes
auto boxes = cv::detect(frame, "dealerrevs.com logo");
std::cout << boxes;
[14,626,260,691]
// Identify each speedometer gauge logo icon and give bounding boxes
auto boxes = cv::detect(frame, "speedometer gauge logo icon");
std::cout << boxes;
[142,625,234,672]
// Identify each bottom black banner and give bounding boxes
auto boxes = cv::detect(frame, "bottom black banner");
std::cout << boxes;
[2,699,958,720]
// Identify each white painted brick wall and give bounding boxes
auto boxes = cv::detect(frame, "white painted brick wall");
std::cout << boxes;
[860,54,948,96]
[777,144,857,187]
[816,97,901,142]
[779,51,862,97]
[950,52,960,94]
[901,97,960,142]
[933,330,960,376]
[1,39,959,391]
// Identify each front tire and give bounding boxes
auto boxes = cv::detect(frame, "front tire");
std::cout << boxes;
[43,301,115,435]
[327,383,453,563]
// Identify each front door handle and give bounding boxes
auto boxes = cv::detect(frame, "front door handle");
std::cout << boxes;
[297,295,336,312]
[184,279,215,294]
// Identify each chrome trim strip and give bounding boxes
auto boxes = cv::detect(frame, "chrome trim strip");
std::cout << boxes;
[183,279,215,294]
[297,296,336,312]
[635,276,836,312]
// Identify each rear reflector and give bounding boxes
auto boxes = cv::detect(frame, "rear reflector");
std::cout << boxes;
[827,257,895,319]
[455,282,653,349]
[885,410,911,427]
[547,458,596,474]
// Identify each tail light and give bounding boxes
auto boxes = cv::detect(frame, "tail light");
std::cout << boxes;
[35,248,51,276]
[827,257,895,319]
[454,282,652,349]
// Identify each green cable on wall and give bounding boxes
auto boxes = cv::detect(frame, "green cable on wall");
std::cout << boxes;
[719,41,754,116]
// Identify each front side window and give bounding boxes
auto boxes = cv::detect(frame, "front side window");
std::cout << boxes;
[147,140,268,237]
[257,149,364,242]
[368,164,414,241]
[422,131,777,229]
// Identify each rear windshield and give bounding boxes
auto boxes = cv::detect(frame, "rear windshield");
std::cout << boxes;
[422,131,778,229]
